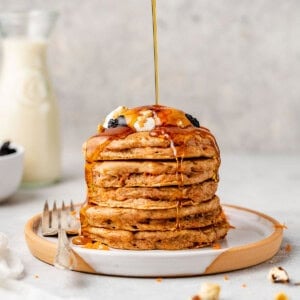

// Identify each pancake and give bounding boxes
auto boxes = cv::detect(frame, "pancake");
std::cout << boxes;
[82,196,220,226]
[81,220,229,250]
[81,206,225,231]
[88,158,219,176]
[88,181,218,209]
[84,127,219,161]
[88,169,217,188]
[86,158,219,188]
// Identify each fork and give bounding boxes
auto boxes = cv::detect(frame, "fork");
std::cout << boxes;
[42,200,80,270]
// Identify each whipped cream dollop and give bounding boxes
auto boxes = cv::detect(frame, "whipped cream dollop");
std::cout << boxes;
[133,109,160,132]
[101,105,197,132]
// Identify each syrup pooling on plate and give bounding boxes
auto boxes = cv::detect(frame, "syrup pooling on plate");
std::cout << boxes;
[72,236,109,250]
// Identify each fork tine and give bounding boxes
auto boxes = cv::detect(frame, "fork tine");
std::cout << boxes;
[42,200,50,235]
[57,206,62,229]
[44,200,49,212]
[51,201,59,230]
[42,200,80,237]
[70,200,75,212]
[61,201,68,229]
[69,200,75,227]
[68,200,79,234]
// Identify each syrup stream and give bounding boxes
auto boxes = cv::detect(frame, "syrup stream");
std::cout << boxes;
[151,0,160,105]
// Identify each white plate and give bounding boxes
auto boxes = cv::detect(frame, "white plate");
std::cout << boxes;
[25,205,283,277]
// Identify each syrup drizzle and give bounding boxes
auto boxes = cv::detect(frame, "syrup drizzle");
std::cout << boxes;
[166,137,181,230]
[150,127,185,230]
[85,127,134,197]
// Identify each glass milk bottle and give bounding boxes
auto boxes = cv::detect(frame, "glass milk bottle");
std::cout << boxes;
[0,11,61,187]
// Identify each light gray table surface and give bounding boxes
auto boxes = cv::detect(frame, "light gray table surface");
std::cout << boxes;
[1,152,299,300]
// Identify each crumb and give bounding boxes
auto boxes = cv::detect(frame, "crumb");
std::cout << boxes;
[229,225,236,229]
[34,274,39,279]
[190,295,201,300]
[268,266,289,283]
[241,284,247,288]
[198,282,220,300]
[274,292,289,300]
[223,275,229,281]
[156,277,162,283]
[212,243,221,250]
[190,283,220,300]
[70,211,76,216]
[274,224,288,230]
[284,244,292,253]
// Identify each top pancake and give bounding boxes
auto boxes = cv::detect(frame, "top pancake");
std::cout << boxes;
[84,126,219,161]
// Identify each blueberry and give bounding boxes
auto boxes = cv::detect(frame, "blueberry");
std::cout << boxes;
[185,113,200,128]
[108,118,119,128]
[107,115,127,128]
[0,141,16,156]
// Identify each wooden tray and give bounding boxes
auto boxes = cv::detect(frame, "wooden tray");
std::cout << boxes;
[24,204,283,277]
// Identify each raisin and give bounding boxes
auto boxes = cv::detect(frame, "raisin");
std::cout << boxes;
[185,113,200,128]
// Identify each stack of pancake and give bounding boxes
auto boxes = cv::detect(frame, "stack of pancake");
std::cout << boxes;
[80,105,229,250]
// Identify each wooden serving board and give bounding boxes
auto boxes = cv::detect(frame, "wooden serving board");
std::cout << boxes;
[24,204,283,277]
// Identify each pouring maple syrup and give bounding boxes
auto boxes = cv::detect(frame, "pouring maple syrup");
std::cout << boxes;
[151,0,160,105]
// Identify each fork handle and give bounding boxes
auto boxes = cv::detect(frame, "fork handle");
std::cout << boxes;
[54,228,77,270]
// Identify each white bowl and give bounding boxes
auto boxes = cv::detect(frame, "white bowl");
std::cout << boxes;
[0,144,24,202]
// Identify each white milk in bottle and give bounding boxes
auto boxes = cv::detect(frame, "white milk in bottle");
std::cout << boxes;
[0,11,61,186]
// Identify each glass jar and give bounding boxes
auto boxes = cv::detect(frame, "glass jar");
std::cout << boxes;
[0,11,61,187]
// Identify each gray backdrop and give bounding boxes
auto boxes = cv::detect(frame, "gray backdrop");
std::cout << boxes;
[1,0,300,154]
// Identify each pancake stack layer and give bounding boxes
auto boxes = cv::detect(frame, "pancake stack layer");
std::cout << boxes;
[80,105,230,250]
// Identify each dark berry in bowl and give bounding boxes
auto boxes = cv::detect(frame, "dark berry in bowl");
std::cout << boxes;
[0,141,24,201]
[0,141,17,156]
[185,113,200,128]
